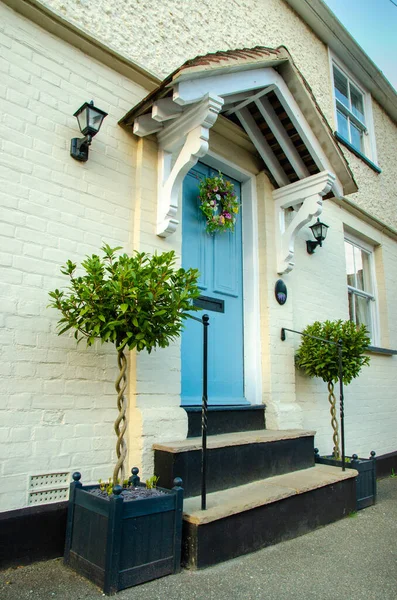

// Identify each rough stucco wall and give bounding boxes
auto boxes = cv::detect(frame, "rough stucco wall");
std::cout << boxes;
[0,3,148,511]
[40,0,334,117]
[342,102,397,228]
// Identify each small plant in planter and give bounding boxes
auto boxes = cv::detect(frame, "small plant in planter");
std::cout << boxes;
[296,321,376,510]
[49,245,200,594]
[295,320,370,459]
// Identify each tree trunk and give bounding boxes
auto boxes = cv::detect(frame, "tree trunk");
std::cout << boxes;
[327,381,340,460]
[113,348,128,483]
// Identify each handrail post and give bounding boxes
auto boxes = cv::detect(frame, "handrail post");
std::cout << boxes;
[201,314,209,510]
[338,339,346,471]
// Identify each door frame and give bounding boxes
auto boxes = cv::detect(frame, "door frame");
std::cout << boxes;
[187,150,262,405]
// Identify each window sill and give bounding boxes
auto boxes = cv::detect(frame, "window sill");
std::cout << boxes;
[366,346,397,356]
[334,132,382,174]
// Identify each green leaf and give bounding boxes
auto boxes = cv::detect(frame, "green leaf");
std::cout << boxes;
[48,244,200,354]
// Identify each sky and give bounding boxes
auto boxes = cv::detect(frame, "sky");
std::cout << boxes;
[323,0,397,90]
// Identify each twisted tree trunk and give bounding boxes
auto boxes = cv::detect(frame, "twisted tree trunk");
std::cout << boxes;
[327,381,340,460]
[113,348,128,483]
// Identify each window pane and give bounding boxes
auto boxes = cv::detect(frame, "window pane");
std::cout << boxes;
[345,241,356,287]
[354,246,364,290]
[362,251,372,294]
[337,109,349,141]
[354,294,372,337]
[350,121,364,152]
[334,67,349,108]
[352,246,372,292]
[350,84,365,123]
[348,290,355,323]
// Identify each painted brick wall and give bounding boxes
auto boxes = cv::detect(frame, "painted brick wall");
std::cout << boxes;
[291,202,397,458]
[0,3,148,511]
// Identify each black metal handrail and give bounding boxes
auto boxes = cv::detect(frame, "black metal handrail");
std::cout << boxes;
[190,313,209,509]
[281,327,346,471]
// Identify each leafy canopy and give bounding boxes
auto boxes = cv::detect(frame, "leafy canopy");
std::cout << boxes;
[48,244,200,352]
[295,320,370,385]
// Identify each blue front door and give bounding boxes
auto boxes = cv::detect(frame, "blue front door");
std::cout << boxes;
[181,162,246,406]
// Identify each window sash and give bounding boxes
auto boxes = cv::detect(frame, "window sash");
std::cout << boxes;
[345,237,377,343]
[333,64,368,153]
[336,98,367,133]
[347,286,375,301]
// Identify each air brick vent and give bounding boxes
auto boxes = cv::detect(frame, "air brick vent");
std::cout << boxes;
[28,472,70,506]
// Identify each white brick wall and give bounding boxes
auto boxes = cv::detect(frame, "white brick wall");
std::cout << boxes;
[291,202,397,458]
[0,3,148,511]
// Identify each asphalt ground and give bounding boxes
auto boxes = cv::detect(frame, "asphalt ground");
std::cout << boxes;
[1,477,396,600]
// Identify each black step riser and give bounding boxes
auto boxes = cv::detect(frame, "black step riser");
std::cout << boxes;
[155,436,315,498]
[185,406,266,437]
[182,478,356,569]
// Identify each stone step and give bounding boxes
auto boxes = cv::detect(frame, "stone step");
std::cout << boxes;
[182,464,357,568]
[154,429,315,498]
[184,404,266,438]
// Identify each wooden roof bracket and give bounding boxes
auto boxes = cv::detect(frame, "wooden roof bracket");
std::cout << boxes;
[273,170,336,275]
[155,94,223,237]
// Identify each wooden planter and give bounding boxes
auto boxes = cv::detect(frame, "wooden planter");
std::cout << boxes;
[64,472,184,595]
[314,450,377,510]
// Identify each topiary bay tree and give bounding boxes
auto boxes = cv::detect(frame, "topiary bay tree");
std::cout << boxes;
[49,244,200,482]
[295,319,370,459]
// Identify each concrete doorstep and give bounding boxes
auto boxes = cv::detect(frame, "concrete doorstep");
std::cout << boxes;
[0,478,396,600]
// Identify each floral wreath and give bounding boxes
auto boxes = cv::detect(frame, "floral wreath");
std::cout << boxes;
[198,173,239,234]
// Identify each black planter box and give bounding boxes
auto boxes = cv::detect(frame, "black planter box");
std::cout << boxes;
[64,473,183,595]
[314,450,376,510]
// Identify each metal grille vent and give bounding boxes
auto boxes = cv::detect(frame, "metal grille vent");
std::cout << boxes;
[28,472,70,506]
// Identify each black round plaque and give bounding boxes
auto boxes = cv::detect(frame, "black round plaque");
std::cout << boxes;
[275,279,287,305]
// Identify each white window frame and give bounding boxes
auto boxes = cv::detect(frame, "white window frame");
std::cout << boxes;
[329,51,378,164]
[344,232,379,345]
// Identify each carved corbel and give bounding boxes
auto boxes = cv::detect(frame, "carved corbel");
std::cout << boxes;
[273,170,336,274]
[156,94,223,237]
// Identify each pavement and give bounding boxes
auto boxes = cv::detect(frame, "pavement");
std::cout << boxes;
[1,477,396,600]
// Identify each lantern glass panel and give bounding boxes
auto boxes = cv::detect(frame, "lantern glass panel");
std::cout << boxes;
[76,105,89,136]
[88,109,106,134]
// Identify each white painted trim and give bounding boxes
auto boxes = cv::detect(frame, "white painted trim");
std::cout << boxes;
[173,68,278,105]
[133,114,163,137]
[152,98,183,122]
[224,86,274,116]
[273,170,336,274]
[199,151,263,406]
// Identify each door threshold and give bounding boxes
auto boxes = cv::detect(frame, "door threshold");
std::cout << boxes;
[183,405,265,412]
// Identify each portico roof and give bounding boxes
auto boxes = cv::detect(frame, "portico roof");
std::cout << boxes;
[120,45,357,197]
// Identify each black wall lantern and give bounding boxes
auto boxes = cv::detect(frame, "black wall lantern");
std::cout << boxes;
[70,101,108,162]
[306,218,329,254]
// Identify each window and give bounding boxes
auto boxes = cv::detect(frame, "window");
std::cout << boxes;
[344,237,377,341]
[331,59,378,167]
[333,64,367,153]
